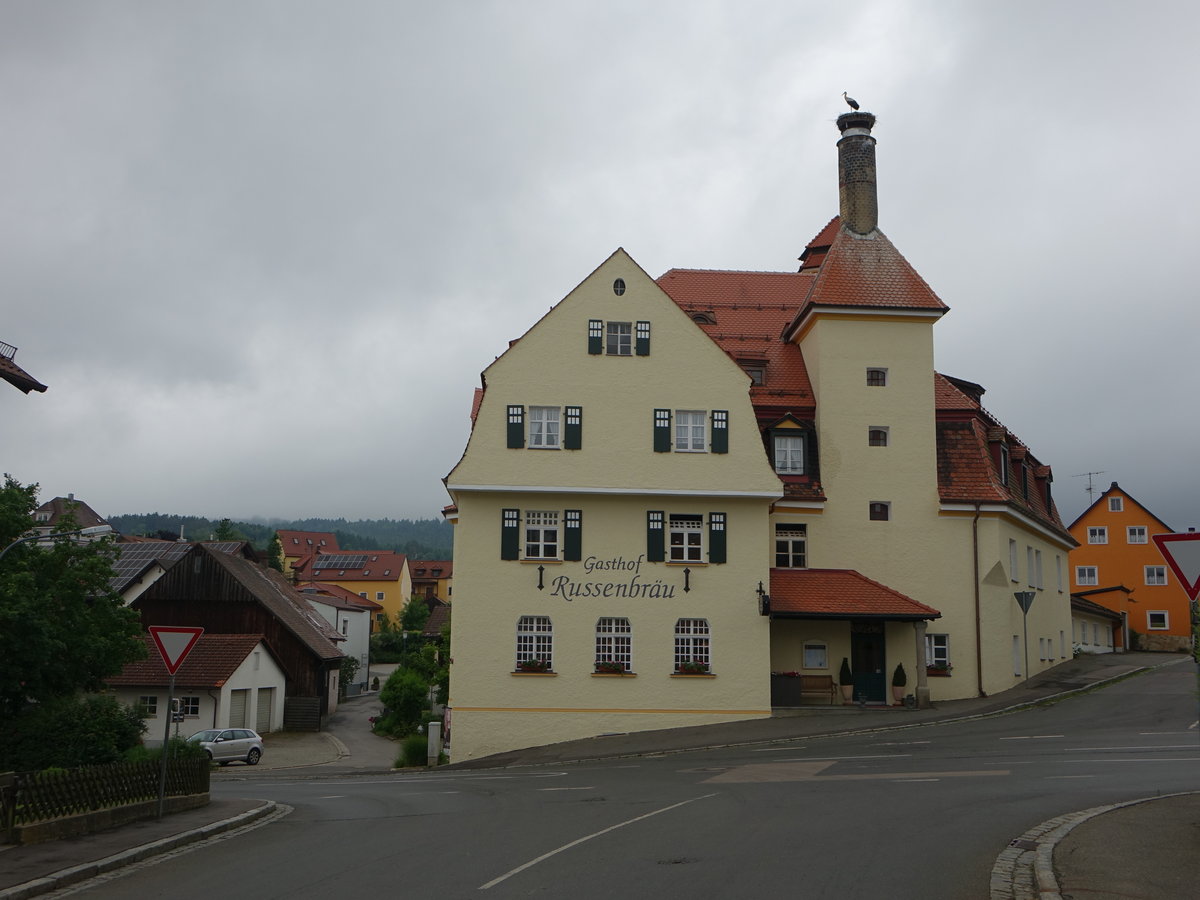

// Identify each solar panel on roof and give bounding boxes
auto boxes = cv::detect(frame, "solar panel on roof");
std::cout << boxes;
[314,553,367,570]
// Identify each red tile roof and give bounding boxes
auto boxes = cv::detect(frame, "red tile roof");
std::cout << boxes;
[769,568,940,619]
[409,559,453,579]
[106,634,268,688]
[277,531,339,556]
[293,550,408,583]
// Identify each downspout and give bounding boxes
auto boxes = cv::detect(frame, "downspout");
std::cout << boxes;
[972,502,986,697]
[208,689,220,728]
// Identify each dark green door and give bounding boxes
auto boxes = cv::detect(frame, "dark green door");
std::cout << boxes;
[851,621,887,703]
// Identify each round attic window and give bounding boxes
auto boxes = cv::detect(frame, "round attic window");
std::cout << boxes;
[612,278,626,296]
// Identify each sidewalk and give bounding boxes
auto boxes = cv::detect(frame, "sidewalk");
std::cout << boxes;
[0,652,1193,899]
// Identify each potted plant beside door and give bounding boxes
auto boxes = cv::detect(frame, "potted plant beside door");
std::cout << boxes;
[891,663,907,706]
[838,657,854,704]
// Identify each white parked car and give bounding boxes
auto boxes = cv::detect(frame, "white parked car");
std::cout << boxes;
[186,728,264,766]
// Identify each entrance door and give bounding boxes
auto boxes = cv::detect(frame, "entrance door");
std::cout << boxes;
[851,621,886,703]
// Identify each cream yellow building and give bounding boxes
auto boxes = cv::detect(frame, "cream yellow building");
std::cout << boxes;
[445,108,1074,762]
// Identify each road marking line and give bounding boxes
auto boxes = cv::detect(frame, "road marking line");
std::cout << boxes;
[999,735,1064,740]
[1064,745,1197,751]
[479,793,718,890]
[1063,757,1200,763]
[773,754,912,761]
[894,778,940,782]
[1045,775,1096,779]
[751,746,806,753]
[538,787,594,791]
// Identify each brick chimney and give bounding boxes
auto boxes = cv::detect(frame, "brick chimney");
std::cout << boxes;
[836,110,878,235]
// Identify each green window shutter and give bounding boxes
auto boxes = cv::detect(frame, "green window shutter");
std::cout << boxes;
[501,508,520,560]
[647,511,665,562]
[653,409,672,452]
[564,509,582,561]
[711,410,729,454]
[635,321,651,356]
[506,405,525,449]
[564,406,582,450]
[588,319,603,355]
[708,512,727,564]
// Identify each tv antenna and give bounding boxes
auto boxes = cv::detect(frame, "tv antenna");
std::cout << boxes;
[1073,471,1106,503]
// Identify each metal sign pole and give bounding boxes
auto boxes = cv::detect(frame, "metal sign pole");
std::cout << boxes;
[156,672,175,820]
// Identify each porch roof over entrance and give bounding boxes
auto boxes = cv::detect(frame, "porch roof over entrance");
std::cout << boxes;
[769,568,941,620]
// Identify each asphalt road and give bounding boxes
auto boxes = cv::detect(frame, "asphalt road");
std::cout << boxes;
[55,664,1199,899]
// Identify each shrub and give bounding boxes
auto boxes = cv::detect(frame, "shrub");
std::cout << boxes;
[374,669,429,737]
[0,695,146,771]
[398,732,428,768]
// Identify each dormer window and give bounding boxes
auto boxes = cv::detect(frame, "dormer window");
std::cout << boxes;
[999,445,1010,486]
[1021,465,1029,498]
[691,312,716,325]
[773,434,805,474]
[866,368,887,386]
[738,358,767,386]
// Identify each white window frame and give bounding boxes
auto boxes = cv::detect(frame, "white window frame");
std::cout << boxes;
[528,406,561,449]
[675,410,707,452]
[774,434,805,473]
[1144,565,1167,586]
[138,695,158,716]
[668,514,703,562]
[375,591,385,601]
[674,618,710,670]
[925,633,950,668]
[775,525,807,568]
[1087,526,1107,545]
[180,696,200,717]
[516,615,553,668]
[595,617,632,672]
[1127,526,1147,544]
[1108,496,1123,512]
[524,511,560,560]
[1076,566,1098,586]
[802,641,827,669]
[606,321,632,356]
[1147,611,1169,630]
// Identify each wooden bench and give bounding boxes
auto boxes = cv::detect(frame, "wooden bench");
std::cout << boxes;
[799,674,839,705]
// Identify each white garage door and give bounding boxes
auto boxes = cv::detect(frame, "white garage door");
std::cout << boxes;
[256,687,274,734]
[229,689,249,728]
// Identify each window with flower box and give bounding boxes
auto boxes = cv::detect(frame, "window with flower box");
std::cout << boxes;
[515,615,553,671]
[925,634,950,671]
[595,617,632,673]
[674,618,710,673]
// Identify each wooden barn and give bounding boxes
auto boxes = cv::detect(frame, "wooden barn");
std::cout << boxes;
[132,543,344,730]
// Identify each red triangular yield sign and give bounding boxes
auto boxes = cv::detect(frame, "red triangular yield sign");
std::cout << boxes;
[148,626,205,675]
[1152,533,1200,602]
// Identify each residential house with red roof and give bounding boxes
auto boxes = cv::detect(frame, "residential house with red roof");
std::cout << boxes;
[297,581,382,691]
[1068,482,1194,652]
[409,559,453,602]
[275,530,340,577]
[132,543,344,730]
[443,107,1074,762]
[291,549,411,626]
[106,634,287,739]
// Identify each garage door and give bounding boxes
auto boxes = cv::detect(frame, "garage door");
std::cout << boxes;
[256,687,274,734]
[229,689,249,728]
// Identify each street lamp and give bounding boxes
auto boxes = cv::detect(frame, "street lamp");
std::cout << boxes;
[0,524,113,562]
[1014,591,1036,684]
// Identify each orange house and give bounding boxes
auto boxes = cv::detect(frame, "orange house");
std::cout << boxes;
[1067,482,1193,652]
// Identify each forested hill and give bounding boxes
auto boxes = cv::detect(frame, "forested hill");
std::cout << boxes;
[107,513,453,559]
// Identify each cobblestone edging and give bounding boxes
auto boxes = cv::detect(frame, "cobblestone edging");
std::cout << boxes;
[0,801,286,900]
[989,791,1199,900]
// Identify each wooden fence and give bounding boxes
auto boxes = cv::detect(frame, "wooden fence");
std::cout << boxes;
[1,757,209,841]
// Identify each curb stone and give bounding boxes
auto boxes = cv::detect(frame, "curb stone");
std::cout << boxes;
[0,801,281,900]
[989,791,1200,900]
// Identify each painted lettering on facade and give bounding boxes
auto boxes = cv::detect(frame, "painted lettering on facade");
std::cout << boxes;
[548,554,676,601]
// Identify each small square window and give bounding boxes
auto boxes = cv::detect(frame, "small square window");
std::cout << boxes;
[1087,527,1107,545]
[869,502,890,521]
[866,368,887,386]
[1075,566,1098,586]
[1127,526,1147,544]
[1147,611,1168,630]
[1144,566,1167,586]
[868,427,889,447]
[1108,497,1123,512]
[606,322,632,356]
[138,695,158,716]
[802,642,827,669]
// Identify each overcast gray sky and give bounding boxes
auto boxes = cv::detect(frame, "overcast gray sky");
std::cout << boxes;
[2,1,1197,532]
